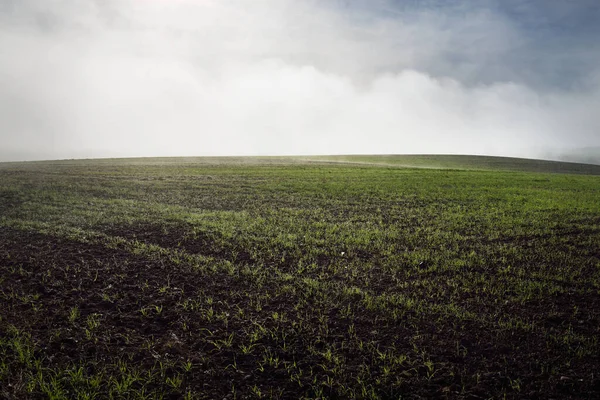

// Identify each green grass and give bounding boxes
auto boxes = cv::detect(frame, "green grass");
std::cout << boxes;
[9,153,600,173]
[0,155,599,399]
[300,154,600,174]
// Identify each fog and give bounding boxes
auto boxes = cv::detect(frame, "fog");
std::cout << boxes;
[1,0,599,161]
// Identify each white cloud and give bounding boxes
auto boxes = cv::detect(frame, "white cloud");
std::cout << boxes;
[0,0,599,161]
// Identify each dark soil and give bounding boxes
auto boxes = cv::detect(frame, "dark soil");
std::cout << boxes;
[1,226,599,399]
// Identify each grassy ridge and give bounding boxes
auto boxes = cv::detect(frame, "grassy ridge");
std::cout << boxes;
[0,158,599,399]
[4,153,600,175]
[300,154,600,174]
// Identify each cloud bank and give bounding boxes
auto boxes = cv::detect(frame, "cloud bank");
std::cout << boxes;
[1,0,599,161]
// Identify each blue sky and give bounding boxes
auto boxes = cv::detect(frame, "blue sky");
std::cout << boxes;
[335,0,600,90]
[0,0,599,161]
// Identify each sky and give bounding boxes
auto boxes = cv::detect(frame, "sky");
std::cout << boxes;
[1,0,599,161]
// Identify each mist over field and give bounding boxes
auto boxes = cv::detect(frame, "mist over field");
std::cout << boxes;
[2,4,600,396]
[1,0,599,162]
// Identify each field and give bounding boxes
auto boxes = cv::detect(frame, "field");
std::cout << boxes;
[0,155,599,399]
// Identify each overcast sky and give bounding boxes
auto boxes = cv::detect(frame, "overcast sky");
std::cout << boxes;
[1,0,599,161]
